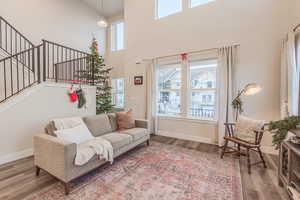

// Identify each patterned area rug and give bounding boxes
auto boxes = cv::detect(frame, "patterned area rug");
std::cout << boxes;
[25,142,243,200]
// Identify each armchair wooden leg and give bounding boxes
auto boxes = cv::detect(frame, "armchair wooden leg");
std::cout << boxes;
[237,144,241,157]
[220,140,228,159]
[63,182,70,195]
[146,139,150,146]
[246,148,251,174]
[258,147,267,168]
[36,166,40,177]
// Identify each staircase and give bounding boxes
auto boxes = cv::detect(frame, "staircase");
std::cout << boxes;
[0,16,93,103]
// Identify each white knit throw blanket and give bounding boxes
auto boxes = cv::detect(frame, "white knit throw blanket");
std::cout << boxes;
[53,117,114,166]
[75,137,114,166]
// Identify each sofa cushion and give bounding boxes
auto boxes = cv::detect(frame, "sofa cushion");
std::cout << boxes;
[100,133,133,151]
[121,128,148,141]
[83,114,112,137]
[115,109,135,130]
[107,113,118,132]
[54,125,94,144]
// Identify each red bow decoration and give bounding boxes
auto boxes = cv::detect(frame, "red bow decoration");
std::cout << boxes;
[181,53,188,61]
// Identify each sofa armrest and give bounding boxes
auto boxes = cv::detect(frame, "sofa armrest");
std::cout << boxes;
[33,134,76,182]
[135,119,149,129]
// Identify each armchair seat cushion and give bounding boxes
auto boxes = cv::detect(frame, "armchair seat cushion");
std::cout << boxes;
[121,128,148,141]
[100,133,133,151]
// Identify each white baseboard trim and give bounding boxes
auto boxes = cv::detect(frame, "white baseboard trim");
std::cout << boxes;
[157,130,215,144]
[157,131,278,155]
[0,148,33,165]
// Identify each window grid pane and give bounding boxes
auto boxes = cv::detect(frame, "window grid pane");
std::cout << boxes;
[157,64,181,115]
[189,59,217,119]
[112,78,125,108]
[111,21,124,51]
[157,0,182,19]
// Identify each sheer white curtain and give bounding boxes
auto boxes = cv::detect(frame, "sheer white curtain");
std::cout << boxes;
[280,32,299,118]
[145,59,158,134]
[217,46,238,146]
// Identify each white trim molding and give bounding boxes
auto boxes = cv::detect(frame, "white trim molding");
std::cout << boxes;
[0,148,33,165]
[158,130,214,144]
[157,130,279,155]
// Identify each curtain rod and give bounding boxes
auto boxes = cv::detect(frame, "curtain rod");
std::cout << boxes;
[142,44,240,61]
[294,23,300,32]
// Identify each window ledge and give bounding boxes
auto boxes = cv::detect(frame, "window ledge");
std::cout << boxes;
[158,115,217,125]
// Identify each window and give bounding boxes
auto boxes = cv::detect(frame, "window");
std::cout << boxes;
[190,0,215,8]
[111,21,124,51]
[111,78,125,108]
[156,57,217,120]
[156,0,182,19]
[157,63,181,115]
[189,59,217,119]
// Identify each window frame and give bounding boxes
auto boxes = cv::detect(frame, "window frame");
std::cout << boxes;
[111,78,125,108]
[156,56,218,121]
[155,0,183,20]
[110,20,124,52]
[189,0,216,8]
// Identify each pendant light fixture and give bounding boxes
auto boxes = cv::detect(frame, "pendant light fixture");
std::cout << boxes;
[97,0,108,28]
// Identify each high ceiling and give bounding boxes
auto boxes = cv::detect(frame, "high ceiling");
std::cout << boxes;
[81,0,124,18]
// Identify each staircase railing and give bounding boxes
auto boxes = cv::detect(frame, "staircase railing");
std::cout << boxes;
[0,16,95,103]
[42,40,92,83]
[0,46,41,103]
[0,16,34,56]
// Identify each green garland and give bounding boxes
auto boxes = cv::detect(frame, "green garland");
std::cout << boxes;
[269,116,300,149]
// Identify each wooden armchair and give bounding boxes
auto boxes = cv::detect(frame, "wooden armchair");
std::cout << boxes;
[220,123,267,174]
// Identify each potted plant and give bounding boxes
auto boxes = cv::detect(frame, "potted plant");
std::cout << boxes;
[269,116,300,149]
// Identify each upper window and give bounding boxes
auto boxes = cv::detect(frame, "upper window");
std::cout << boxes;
[156,0,182,19]
[111,21,124,51]
[190,0,215,8]
[111,78,125,108]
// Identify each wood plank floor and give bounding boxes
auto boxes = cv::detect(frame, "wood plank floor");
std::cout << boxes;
[0,135,289,200]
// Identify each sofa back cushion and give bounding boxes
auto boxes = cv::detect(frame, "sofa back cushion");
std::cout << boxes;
[83,114,113,137]
[107,113,118,132]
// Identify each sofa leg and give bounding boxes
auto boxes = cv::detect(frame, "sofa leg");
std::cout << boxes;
[36,166,41,177]
[63,182,70,195]
[146,139,150,146]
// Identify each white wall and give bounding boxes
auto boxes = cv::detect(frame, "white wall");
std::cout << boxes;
[122,0,291,149]
[0,83,96,164]
[0,0,106,53]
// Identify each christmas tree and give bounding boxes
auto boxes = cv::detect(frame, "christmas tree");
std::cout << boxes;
[78,38,114,114]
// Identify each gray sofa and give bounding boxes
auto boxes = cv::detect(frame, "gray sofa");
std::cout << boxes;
[33,113,150,195]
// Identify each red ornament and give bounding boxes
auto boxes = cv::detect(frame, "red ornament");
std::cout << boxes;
[181,53,188,61]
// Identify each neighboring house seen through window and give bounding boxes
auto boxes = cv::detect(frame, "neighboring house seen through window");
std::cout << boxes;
[111,21,124,51]
[112,78,125,108]
[189,59,217,119]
